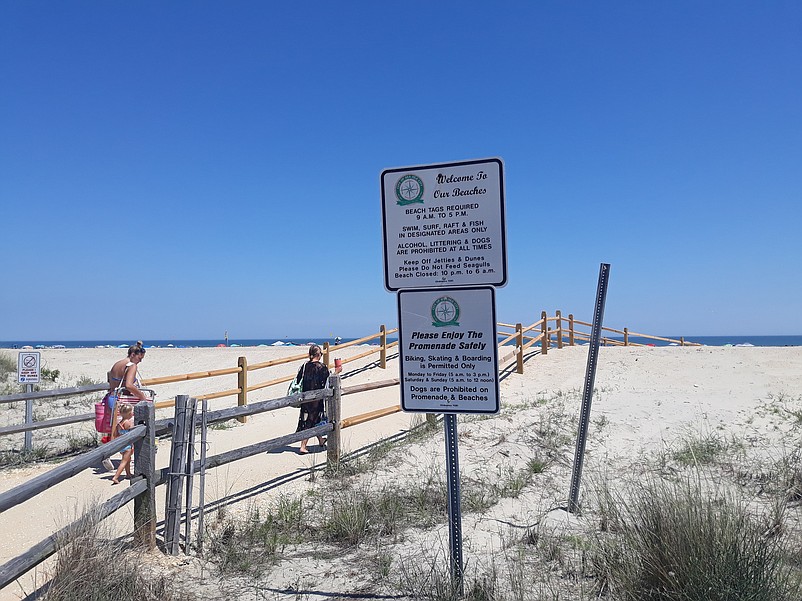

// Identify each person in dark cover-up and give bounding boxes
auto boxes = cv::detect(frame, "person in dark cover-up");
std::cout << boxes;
[294,344,341,454]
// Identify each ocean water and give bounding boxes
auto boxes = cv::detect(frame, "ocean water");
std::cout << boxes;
[1,335,800,349]
[0,337,384,350]
[617,335,802,347]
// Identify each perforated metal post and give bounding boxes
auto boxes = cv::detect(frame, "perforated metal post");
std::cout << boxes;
[444,414,464,595]
[568,263,611,514]
[24,384,33,451]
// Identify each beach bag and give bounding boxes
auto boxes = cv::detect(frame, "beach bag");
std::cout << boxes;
[95,364,130,433]
[288,363,306,396]
[94,400,112,433]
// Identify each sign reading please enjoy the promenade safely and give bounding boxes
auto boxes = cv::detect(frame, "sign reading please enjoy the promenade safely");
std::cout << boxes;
[381,158,507,291]
[397,286,499,414]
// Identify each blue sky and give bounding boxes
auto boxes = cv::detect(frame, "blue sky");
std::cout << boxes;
[1,1,800,340]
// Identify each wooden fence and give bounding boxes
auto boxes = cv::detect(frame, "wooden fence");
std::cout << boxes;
[496,310,700,374]
[0,317,699,444]
[0,402,158,590]
[0,313,703,591]
[0,325,399,441]
[0,375,405,590]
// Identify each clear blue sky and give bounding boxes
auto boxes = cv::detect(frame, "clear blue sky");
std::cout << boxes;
[2,1,800,340]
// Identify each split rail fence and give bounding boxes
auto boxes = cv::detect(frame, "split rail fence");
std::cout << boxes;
[0,314,700,592]
[0,316,698,444]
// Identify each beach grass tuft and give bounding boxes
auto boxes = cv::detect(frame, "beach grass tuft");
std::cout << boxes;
[592,474,802,600]
[0,352,16,379]
[42,506,197,601]
[0,445,51,467]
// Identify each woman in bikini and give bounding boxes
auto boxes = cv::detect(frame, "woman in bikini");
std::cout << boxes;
[105,341,149,406]
[101,341,149,470]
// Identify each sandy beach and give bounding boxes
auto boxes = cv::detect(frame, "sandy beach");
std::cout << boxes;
[1,344,802,599]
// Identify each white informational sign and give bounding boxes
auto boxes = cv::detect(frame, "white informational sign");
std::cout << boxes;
[398,286,499,414]
[381,158,506,291]
[17,351,41,384]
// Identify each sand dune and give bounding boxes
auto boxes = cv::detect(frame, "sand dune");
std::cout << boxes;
[1,344,801,599]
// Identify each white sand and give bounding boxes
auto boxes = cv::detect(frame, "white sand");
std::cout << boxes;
[1,344,801,599]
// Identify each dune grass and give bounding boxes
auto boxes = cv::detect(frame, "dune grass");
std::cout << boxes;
[593,475,802,600]
[11,380,802,600]
[41,507,197,601]
[0,352,16,378]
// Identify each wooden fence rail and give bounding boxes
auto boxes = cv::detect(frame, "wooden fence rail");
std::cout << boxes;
[0,317,699,442]
[0,312,702,585]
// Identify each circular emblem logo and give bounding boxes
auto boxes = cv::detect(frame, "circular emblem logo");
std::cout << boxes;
[395,174,424,206]
[431,296,460,327]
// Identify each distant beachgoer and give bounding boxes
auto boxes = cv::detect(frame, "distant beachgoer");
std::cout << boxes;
[101,341,148,471]
[111,403,135,484]
[294,344,342,454]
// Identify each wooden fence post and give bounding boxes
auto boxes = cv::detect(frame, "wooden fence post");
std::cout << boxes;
[623,328,629,346]
[183,398,198,555]
[196,399,208,556]
[237,356,248,424]
[541,311,548,355]
[515,323,524,374]
[323,342,330,368]
[426,414,437,427]
[133,401,156,550]
[327,375,341,465]
[569,314,575,346]
[380,324,387,369]
[680,337,685,347]
[556,310,563,349]
[165,395,190,555]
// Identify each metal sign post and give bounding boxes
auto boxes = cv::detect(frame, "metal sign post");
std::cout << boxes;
[17,352,40,452]
[24,385,33,451]
[568,263,611,513]
[444,413,464,595]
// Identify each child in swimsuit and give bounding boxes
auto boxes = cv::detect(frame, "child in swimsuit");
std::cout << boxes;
[111,404,135,485]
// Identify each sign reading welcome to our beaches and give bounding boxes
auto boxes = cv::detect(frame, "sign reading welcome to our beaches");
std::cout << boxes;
[381,158,506,291]
[398,286,499,414]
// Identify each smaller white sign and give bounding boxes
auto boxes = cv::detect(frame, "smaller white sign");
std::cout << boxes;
[398,286,499,414]
[17,351,41,384]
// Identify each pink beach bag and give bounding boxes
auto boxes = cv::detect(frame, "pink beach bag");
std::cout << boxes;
[94,399,113,433]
